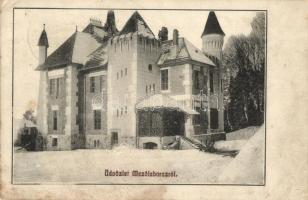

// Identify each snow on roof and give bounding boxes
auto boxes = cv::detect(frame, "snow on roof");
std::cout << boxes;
[119,11,155,38]
[84,43,108,69]
[157,38,215,66]
[136,94,198,115]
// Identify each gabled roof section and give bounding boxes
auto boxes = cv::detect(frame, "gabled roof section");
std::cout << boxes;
[38,28,49,47]
[83,22,108,41]
[183,39,215,66]
[201,11,225,37]
[157,38,215,66]
[37,31,103,70]
[119,11,155,38]
[84,43,108,69]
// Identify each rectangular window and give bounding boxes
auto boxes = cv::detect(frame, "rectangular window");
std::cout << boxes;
[76,115,79,125]
[53,110,58,130]
[52,138,58,147]
[210,108,219,129]
[146,85,148,94]
[49,79,56,95]
[221,79,223,92]
[153,84,155,92]
[193,115,201,125]
[194,71,200,90]
[90,77,95,93]
[56,78,60,98]
[210,72,214,93]
[99,75,104,93]
[94,110,101,130]
[111,132,118,145]
[161,69,169,90]
[125,68,127,75]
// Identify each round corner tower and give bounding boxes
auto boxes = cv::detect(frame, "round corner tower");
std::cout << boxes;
[201,11,225,132]
[38,24,49,65]
[37,24,49,135]
[201,11,225,60]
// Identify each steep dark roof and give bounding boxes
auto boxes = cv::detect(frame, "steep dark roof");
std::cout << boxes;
[41,32,77,69]
[37,31,103,70]
[38,29,49,47]
[201,11,225,37]
[119,11,155,37]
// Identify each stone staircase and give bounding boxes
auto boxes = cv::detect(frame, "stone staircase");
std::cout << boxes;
[180,136,212,152]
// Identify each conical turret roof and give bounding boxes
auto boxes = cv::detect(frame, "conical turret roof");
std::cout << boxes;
[201,11,225,37]
[104,10,118,35]
[38,25,49,47]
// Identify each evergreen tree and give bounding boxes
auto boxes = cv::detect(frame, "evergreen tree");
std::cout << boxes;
[223,12,265,131]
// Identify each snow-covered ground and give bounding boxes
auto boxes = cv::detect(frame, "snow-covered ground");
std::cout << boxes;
[13,126,264,184]
[218,125,265,185]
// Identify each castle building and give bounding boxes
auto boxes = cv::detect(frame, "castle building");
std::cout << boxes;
[36,11,225,150]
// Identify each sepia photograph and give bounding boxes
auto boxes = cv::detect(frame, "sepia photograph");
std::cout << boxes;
[12,8,266,185]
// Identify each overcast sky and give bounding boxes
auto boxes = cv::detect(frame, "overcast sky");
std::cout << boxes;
[13,9,260,118]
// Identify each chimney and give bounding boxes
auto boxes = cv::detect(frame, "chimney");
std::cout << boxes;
[173,29,179,45]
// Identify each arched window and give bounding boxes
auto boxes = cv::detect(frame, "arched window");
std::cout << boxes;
[148,64,152,72]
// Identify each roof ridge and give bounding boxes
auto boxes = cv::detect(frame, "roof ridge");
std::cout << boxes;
[68,32,78,63]
[182,38,192,59]
[119,11,155,36]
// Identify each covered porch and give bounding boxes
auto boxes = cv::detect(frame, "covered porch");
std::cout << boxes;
[136,94,198,149]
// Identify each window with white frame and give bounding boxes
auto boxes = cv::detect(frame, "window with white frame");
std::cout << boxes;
[49,78,61,98]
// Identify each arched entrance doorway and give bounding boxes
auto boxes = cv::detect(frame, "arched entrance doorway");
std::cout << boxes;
[143,142,158,149]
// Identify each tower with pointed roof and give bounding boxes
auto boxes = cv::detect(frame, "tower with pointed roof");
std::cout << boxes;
[201,11,225,132]
[201,11,225,60]
[35,10,226,151]
[107,11,161,146]
[38,24,49,64]
[37,25,49,137]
